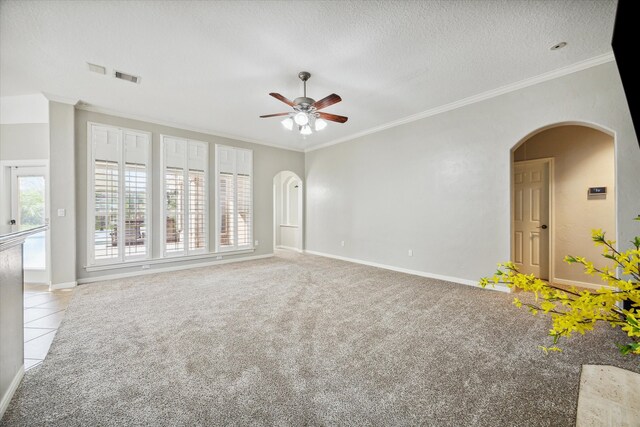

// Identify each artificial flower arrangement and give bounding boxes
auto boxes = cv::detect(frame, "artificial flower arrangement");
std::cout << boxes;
[480,217,640,355]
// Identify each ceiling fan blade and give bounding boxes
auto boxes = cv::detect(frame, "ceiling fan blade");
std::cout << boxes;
[269,93,295,107]
[313,93,342,110]
[318,112,348,123]
[259,112,290,118]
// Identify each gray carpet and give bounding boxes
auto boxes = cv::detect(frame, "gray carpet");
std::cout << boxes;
[2,252,638,426]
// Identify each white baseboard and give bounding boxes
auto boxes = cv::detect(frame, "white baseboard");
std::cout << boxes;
[552,277,610,291]
[304,250,510,293]
[0,365,24,419]
[50,281,77,290]
[77,253,274,285]
[276,245,303,253]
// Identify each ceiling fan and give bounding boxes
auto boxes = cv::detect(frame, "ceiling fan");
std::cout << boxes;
[260,71,348,135]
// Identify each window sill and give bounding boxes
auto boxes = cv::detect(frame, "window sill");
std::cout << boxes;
[84,248,255,272]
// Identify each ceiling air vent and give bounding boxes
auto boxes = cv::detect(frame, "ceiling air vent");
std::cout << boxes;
[87,63,106,75]
[114,70,140,84]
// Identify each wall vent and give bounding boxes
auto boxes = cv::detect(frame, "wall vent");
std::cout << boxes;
[87,63,106,75]
[114,71,140,84]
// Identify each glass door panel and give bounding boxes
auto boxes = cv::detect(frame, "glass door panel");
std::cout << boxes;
[11,166,49,283]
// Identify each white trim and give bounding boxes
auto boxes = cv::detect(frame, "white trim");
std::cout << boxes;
[78,253,273,284]
[87,122,153,266]
[50,281,77,290]
[276,245,303,253]
[305,52,615,153]
[5,161,51,284]
[77,104,304,152]
[71,54,612,154]
[552,277,612,291]
[214,144,254,253]
[0,365,24,419]
[84,248,255,271]
[42,92,79,106]
[511,157,555,281]
[160,135,209,257]
[304,250,510,293]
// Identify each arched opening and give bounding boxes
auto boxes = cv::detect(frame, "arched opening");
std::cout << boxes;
[510,123,615,288]
[273,171,303,252]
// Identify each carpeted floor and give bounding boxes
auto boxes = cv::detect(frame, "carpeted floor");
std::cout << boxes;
[2,252,638,426]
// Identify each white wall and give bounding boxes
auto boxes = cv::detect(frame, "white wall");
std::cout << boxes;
[0,94,49,125]
[0,124,49,161]
[0,94,50,242]
[305,62,640,285]
[514,126,615,285]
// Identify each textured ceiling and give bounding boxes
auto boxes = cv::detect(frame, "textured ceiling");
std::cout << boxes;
[0,0,618,151]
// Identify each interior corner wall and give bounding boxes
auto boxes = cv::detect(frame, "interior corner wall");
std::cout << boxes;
[304,61,640,284]
[514,126,615,285]
[0,124,49,161]
[74,109,305,282]
[49,101,76,286]
[0,124,50,226]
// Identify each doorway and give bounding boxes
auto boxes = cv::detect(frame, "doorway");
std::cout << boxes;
[512,158,551,279]
[511,124,615,288]
[273,171,303,252]
[9,164,50,284]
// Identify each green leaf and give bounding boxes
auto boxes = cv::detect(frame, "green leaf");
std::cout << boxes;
[616,342,640,355]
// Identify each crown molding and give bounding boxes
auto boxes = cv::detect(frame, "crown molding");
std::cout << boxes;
[305,52,616,153]
[75,104,304,152]
[42,92,80,105]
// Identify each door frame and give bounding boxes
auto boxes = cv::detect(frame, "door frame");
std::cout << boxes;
[511,157,555,282]
[1,159,51,285]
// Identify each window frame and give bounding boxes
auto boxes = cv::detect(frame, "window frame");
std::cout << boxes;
[86,122,152,266]
[215,144,254,253]
[160,135,209,258]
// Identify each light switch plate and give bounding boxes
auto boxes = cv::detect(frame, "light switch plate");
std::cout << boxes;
[57,208,66,217]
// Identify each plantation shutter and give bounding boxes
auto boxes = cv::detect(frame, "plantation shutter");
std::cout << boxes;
[88,123,150,265]
[162,136,208,256]
[215,145,252,252]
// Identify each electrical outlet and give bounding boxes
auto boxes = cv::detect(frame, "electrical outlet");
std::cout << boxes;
[57,208,66,217]
[408,249,413,257]
[216,255,223,260]
[340,240,345,247]
[142,265,150,269]
[255,240,259,246]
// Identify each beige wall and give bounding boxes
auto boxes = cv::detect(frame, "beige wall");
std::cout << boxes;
[514,126,615,285]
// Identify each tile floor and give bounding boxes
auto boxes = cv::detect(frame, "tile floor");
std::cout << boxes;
[23,283,73,370]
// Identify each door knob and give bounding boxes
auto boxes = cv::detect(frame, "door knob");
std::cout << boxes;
[538,224,548,229]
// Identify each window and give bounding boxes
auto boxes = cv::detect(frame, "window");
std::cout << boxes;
[88,123,151,265]
[161,136,208,256]
[215,145,253,252]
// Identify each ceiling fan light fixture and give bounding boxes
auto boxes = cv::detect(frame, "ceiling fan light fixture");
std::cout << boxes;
[294,112,309,126]
[315,118,327,131]
[260,72,348,137]
[281,117,294,130]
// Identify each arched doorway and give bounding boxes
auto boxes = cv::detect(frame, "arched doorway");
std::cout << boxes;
[511,124,615,288]
[273,171,303,252]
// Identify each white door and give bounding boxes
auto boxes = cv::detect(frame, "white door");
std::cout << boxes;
[513,160,550,279]
[10,166,50,284]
